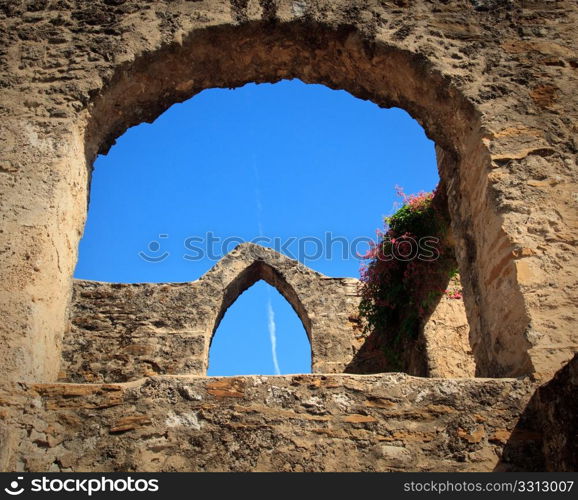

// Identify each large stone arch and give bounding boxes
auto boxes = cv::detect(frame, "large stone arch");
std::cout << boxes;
[0,0,576,385]
[79,19,533,379]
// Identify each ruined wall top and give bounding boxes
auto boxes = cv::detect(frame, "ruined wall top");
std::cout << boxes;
[63,243,365,381]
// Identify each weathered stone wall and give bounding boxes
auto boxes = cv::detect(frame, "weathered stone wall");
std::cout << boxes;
[62,243,476,382]
[347,267,475,377]
[62,243,475,381]
[62,243,366,381]
[422,291,476,378]
[1,0,576,385]
[1,374,538,472]
[0,0,576,473]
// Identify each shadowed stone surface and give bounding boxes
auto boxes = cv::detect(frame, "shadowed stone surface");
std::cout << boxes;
[498,353,578,472]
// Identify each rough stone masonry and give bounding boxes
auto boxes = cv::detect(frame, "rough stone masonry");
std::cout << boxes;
[60,243,474,382]
[0,0,576,471]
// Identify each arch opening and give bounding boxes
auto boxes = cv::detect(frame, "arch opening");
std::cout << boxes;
[75,77,464,379]
[75,79,438,283]
[208,279,312,376]
[77,20,533,378]
[213,261,313,345]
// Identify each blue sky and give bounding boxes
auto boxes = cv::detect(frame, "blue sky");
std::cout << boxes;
[75,79,438,376]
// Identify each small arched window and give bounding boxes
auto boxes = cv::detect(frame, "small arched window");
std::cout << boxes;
[208,280,311,376]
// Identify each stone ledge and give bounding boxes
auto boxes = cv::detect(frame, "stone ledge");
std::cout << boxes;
[3,373,540,472]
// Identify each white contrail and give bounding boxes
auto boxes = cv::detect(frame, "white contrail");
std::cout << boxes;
[249,140,281,374]
[255,173,281,375]
[267,296,281,375]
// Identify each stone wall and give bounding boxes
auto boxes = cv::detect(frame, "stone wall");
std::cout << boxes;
[514,353,577,472]
[62,243,366,381]
[62,243,475,381]
[422,292,476,378]
[0,0,576,386]
[0,0,576,473]
[2,374,538,472]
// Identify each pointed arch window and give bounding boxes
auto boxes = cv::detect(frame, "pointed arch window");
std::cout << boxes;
[208,279,311,376]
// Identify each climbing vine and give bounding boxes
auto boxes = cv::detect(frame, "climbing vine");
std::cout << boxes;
[358,186,460,369]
